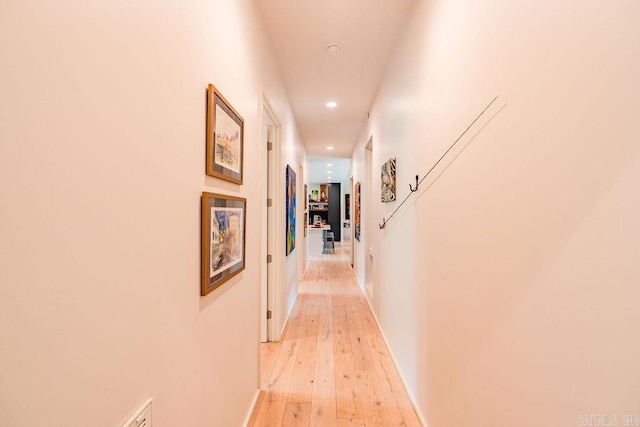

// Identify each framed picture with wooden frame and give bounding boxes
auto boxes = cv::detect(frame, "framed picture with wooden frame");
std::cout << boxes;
[201,192,246,296]
[381,157,396,202]
[206,84,244,184]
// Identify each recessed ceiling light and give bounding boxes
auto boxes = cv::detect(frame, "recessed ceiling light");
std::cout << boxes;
[327,163,332,167]
[326,101,337,108]
[327,44,341,55]
[328,171,332,174]
[327,146,334,150]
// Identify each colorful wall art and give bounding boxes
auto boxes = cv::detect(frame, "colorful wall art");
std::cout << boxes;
[381,157,396,202]
[206,84,244,184]
[354,182,361,242]
[286,165,296,255]
[201,192,246,296]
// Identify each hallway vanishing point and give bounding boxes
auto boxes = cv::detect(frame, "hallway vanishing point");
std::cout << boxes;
[249,243,422,426]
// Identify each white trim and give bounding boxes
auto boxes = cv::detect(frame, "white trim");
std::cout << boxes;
[354,260,367,296]
[261,96,282,342]
[364,137,373,301]
[260,110,269,343]
[242,389,262,427]
[280,295,296,338]
[360,279,428,427]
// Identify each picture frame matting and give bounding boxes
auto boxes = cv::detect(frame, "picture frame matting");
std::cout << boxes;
[201,192,247,296]
[206,84,244,184]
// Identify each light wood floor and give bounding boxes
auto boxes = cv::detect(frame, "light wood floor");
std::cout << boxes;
[249,242,422,427]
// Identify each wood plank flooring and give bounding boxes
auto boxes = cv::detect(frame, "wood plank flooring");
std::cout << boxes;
[250,243,421,427]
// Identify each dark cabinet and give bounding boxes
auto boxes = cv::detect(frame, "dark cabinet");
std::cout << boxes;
[327,183,341,241]
[309,204,328,224]
[308,183,341,241]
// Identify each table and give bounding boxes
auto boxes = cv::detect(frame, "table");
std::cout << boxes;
[308,225,331,257]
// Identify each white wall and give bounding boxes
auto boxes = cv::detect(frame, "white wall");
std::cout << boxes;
[0,0,304,425]
[281,156,307,336]
[352,0,640,425]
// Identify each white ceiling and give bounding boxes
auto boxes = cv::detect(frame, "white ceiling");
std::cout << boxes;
[256,0,416,159]
[307,157,351,185]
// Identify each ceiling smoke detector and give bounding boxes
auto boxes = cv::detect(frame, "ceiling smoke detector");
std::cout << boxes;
[327,44,341,55]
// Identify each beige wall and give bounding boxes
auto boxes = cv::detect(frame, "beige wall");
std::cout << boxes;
[353,0,640,425]
[0,0,304,425]
[281,154,307,336]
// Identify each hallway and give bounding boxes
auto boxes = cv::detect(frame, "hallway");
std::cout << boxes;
[250,243,421,426]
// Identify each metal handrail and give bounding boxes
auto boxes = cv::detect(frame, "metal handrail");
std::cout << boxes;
[379,95,499,230]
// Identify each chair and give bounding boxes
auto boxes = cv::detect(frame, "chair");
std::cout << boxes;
[323,231,335,254]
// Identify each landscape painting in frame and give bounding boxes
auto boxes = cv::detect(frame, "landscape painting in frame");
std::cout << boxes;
[201,192,246,296]
[354,182,361,241]
[206,84,244,184]
[286,165,296,255]
[381,157,396,202]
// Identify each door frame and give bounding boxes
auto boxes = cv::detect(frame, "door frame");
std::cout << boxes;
[364,137,374,300]
[261,97,281,342]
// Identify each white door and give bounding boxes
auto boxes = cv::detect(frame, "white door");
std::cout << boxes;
[261,103,279,342]
[364,137,373,300]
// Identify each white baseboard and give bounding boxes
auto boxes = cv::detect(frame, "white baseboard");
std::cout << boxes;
[279,292,296,339]
[362,294,428,427]
[365,282,374,301]
[243,389,263,427]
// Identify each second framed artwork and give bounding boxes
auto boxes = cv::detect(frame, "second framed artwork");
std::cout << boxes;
[206,84,244,184]
[286,165,296,256]
[381,157,397,202]
[354,182,361,242]
[201,192,247,296]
